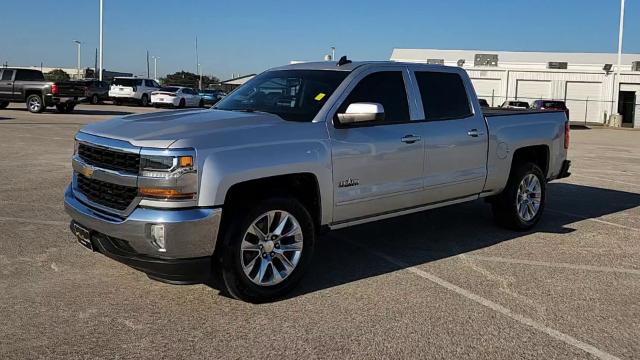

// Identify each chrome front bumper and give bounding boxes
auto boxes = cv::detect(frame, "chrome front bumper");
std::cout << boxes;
[64,185,222,259]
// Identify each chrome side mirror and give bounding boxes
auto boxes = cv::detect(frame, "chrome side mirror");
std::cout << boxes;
[337,102,385,124]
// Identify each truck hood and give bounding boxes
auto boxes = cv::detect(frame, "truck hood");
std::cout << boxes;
[80,109,284,148]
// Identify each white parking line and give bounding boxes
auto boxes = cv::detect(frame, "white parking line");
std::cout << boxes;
[0,216,68,226]
[463,255,640,275]
[547,209,639,232]
[342,239,621,360]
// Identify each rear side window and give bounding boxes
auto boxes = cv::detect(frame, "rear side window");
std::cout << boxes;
[338,71,410,124]
[415,71,472,121]
[15,70,45,81]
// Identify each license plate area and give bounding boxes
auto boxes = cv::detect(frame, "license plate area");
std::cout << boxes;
[72,222,94,251]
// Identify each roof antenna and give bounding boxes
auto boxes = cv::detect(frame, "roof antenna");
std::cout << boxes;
[337,56,352,66]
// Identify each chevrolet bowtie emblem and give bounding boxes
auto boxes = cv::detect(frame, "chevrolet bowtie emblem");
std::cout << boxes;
[81,165,94,178]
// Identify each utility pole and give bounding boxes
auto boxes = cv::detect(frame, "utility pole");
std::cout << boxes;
[146,50,150,78]
[99,0,104,81]
[73,40,82,79]
[94,48,98,78]
[615,0,625,115]
[331,46,336,61]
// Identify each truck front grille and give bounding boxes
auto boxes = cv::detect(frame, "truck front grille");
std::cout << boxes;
[76,174,138,211]
[78,143,140,174]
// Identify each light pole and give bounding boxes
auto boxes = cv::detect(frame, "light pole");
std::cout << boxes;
[73,40,82,79]
[198,63,203,90]
[99,0,104,81]
[151,56,159,81]
[331,46,335,61]
[615,0,626,117]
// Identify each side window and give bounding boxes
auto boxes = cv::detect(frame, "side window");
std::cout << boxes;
[1,70,14,81]
[144,80,153,87]
[337,71,410,124]
[135,79,143,86]
[415,71,472,121]
[152,81,160,88]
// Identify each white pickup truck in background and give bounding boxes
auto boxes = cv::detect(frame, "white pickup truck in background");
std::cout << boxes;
[65,59,571,302]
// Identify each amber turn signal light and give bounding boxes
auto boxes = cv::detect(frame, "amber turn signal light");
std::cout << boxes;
[139,188,195,200]
[179,156,193,168]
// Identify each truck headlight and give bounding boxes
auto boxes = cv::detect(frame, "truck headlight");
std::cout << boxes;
[138,151,198,201]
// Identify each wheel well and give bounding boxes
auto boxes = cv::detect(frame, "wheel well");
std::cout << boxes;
[511,145,549,177]
[24,90,42,100]
[222,173,321,228]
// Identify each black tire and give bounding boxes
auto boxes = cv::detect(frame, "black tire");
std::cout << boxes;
[55,103,75,113]
[26,94,45,113]
[140,94,149,107]
[0,101,9,109]
[178,98,185,108]
[492,162,546,231]
[113,99,121,106]
[219,197,316,303]
[199,99,205,108]
[90,94,99,105]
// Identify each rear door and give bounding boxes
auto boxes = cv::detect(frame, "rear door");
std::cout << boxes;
[411,67,488,203]
[0,70,16,100]
[328,67,426,222]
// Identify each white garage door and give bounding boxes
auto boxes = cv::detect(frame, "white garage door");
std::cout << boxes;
[515,80,551,102]
[565,82,602,123]
[471,78,501,106]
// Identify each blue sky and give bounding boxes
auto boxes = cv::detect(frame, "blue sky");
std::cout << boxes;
[0,0,638,80]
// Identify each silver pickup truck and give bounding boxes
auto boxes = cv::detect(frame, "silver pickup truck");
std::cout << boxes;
[64,60,571,302]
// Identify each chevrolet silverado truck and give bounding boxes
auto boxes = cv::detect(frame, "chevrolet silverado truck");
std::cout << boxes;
[0,68,86,113]
[64,60,571,302]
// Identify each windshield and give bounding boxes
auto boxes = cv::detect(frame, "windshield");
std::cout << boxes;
[214,70,349,122]
[113,78,142,87]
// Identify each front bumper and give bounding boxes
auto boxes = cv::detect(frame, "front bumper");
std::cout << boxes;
[64,185,222,281]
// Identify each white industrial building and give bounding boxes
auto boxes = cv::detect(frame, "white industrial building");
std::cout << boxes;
[391,49,640,128]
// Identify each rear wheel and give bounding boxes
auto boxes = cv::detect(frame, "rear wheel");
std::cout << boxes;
[0,101,9,109]
[26,94,45,113]
[178,98,185,108]
[492,162,546,230]
[140,94,149,107]
[90,94,99,105]
[219,197,315,303]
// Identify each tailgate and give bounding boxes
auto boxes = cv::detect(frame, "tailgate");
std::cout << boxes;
[55,81,87,97]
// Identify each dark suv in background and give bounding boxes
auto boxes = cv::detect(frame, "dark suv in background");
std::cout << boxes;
[74,79,110,104]
[532,100,569,120]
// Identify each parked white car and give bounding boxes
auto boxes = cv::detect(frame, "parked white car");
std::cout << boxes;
[109,77,160,106]
[151,86,204,108]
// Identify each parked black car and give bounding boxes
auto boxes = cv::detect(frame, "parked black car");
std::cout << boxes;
[0,68,86,113]
[73,79,110,104]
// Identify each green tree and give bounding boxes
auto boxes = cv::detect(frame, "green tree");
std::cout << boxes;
[160,71,220,89]
[44,69,70,82]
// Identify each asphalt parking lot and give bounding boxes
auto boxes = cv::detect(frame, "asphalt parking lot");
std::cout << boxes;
[0,103,638,359]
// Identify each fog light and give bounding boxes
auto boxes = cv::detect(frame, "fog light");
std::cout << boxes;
[150,224,166,252]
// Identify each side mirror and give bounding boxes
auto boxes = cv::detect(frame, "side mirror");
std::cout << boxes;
[337,102,385,124]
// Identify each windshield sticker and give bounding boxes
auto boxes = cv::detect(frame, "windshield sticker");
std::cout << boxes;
[314,93,326,101]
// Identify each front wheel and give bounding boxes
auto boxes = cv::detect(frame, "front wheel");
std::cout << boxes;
[492,162,546,230]
[26,94,45,113]
[220,197,315,303]
[90,94,99,105]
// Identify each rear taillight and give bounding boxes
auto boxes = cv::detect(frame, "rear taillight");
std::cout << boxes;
[564,121,570,149]
[51,84,58,94]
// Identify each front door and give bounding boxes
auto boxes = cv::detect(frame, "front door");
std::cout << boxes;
[330,69,426,223]
[411,69,488,203]
[0,70,15,99]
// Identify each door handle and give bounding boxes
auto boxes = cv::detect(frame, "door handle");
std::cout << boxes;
[401,135,421,144]
[467,129,484,137]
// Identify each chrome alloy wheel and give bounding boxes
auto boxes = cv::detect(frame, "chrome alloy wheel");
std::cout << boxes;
[28,96,42,112]
[516,174,542,222]
[240,210,304,286]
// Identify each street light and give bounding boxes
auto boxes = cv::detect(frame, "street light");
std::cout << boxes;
[99,0,104,80]
[151,56,159,81]
[73,40,82,79]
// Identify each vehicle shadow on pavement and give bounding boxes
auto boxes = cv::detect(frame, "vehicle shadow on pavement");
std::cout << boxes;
[286,182,640,298]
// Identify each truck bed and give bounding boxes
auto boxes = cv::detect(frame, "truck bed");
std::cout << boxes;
[483,108,566,117]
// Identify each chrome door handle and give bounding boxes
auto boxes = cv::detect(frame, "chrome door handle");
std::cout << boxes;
[467,129,484,137]
[401,135,421,144]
